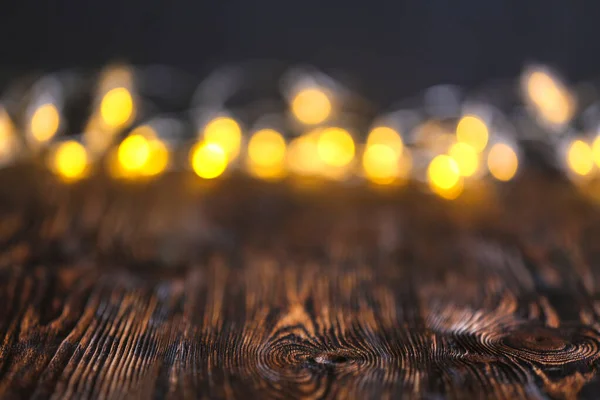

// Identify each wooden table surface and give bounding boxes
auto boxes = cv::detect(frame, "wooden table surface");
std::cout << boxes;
[1,167,600,399]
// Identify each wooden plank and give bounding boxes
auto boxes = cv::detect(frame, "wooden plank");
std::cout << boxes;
[0,168,600,399]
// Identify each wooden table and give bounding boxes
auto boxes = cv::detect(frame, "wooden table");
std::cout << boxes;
[1,167,600,399]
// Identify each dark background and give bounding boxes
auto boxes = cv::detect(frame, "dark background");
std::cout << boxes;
[1,0,600,104]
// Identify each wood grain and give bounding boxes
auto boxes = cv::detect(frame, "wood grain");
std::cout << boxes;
[1,166,600,399]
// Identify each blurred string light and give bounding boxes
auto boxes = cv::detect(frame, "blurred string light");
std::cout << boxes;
[29,103,60,145]
[523,66,574,126]
[456,115,489,153]
[85,65,136,157]
[448,142,479,177]
[316,127,355,168]
[4,62,600,199]
[362,144,400,185]
[290,87,332,125]
[0,109,18,165]
[566,139,594,177]
[190,141,228,179]
[487,142,519,182]
[366,126,403,154]
[287,130,323,176]
[427,154,463,200]
[109,125,169,179]
[362,126,406,185]
[100,87,134,129]
[49,140,88,182]
[202,116,242,160]
[246,128,287,180]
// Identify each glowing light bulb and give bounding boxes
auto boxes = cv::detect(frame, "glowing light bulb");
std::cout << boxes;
[456,115,489,153]
[203,117,242,160]
[291,88,332,125]
[367,126,403,155]
[428,154,462,197]
[30,103,60,143]
[566,140,594,177]
[100,87,134,129]
[190,142,228,179]
[247,129,287,180]
[448,142,479,177]
[316,127,355,167]
[526,70,573,125]
[117,134,150,172]
[487,143,519,182]
[52,140,88,181]
[363,144,399,185]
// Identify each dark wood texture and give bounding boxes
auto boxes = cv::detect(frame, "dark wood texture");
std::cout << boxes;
[1,167,600,399]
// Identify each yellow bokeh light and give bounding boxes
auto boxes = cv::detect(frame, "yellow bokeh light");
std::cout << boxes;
[363,144,399,185]
[487,143,519,182]
[448,142,479,177]
[140,139,169,177]
[316,127,355,167]
[118,134,150,172]
[100,87,134,129]
[367,126,403,155]
[526,70,573,125]
[247,129,287,180]
[248,129,286,167]
[431,177,464,200]
[52,140,88,181]
[566,139,594,177]
[203,117,242,160]
[428,154,461,191]
[0,110,16,163]
[456,115,489,153]
[190,142,228,179]
[30,103,60,143]
[291,88,332,125]
[287,132,322,176]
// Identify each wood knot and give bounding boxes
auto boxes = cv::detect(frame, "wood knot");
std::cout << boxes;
[311,351,352,365]
[499,326,600,367]
[504,327,567,352]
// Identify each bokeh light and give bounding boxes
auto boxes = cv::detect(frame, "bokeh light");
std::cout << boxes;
[428,154,461,192]
[287,131,323,176]
[203,116,242,160]
[247,129,287,180]
[118,134,150,172]
[366,126,403,155]
[0,110,17,164]
[100,87,134,129]
[525,69,574,125]
[456,115,488,153]
[316,127,355,167]
[566,139,594,177]
[291,87,332,125]
[30,103,60,143]
[433,177,464,200]
[448,142,479,177]
[487,143,519,182]
[140,138,169,177]
[190,142,228,179]
[51,140,88,182]
[362,144,399,185]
